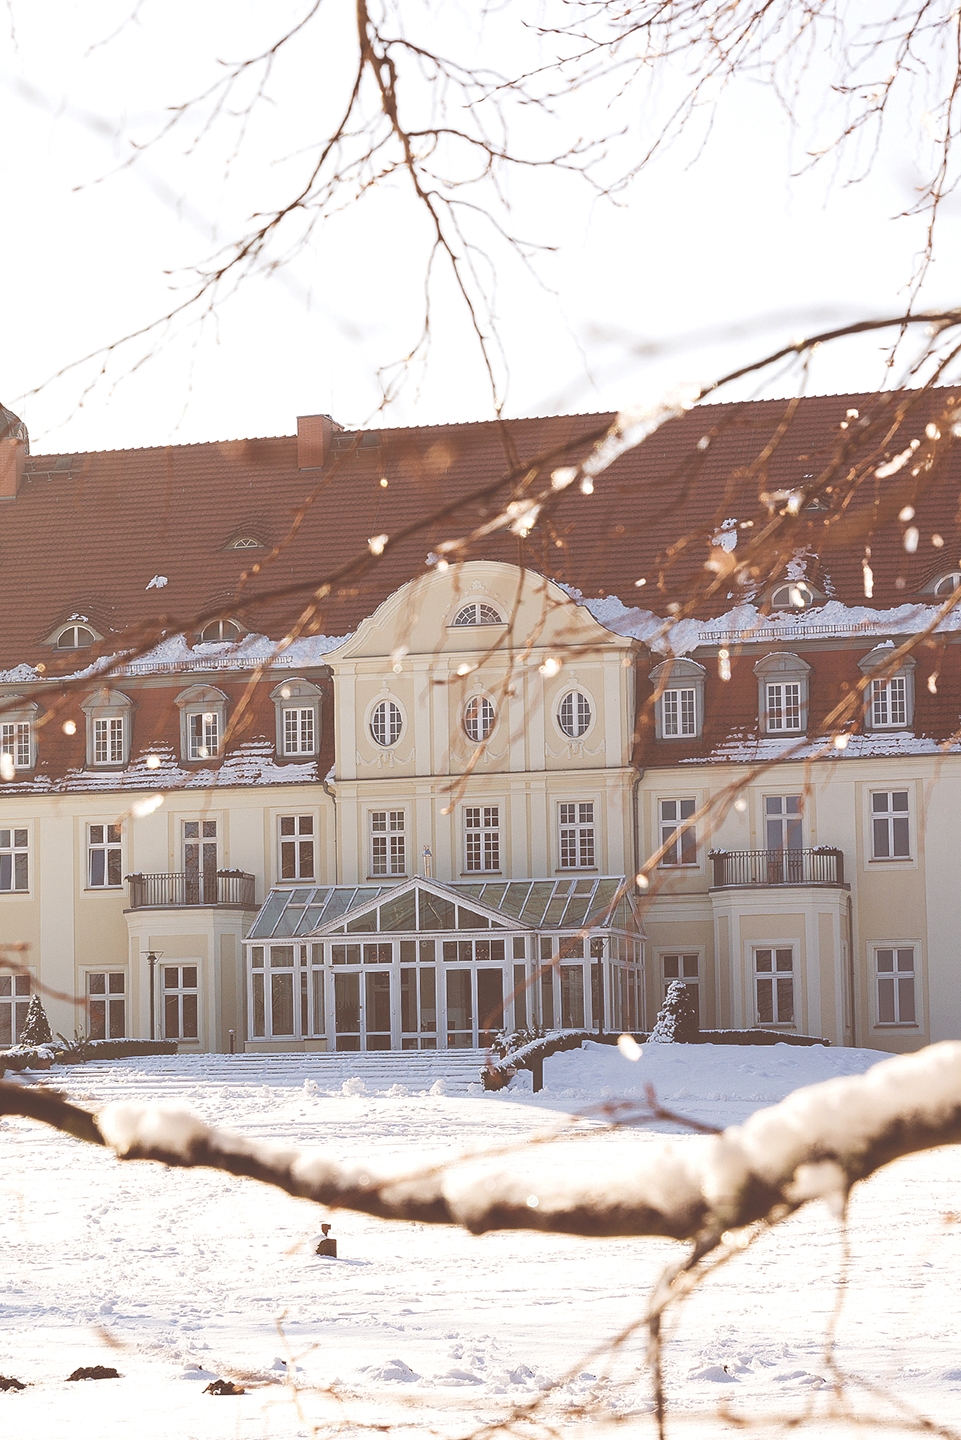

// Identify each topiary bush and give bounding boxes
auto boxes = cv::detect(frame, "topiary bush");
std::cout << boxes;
[17,995,52,1046]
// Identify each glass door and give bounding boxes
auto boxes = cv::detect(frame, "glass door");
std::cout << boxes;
[184,820,218,903]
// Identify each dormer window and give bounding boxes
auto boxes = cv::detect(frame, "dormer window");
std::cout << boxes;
[770,582,816,610]
[933,572,961,598]
[0,697,39,773]
[175,685,228,762]
[754,652,811,735]
[451,602,503,626]
[270,677,322,758]
[649,659,706,740]
[198,619,242,644]
[81,689,134,768]
[226,537,263,550]
[858,644,916,732]
[56,624,96,649]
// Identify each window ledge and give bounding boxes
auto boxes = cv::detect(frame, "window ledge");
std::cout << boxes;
[84,886,124,893]
[873,1022,919,1029]
[461,871,503,877]
[868,857,913,863]
[555,867,598,874]
[366,875,409,882]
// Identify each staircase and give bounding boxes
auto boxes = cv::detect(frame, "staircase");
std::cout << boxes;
[60,1049,490,1098]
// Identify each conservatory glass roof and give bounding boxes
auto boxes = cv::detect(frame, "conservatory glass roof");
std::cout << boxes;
[246,876,640,941]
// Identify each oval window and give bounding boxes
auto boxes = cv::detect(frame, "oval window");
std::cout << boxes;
[199,619,242,643]
[56,625,95,649]
[464,695,496,742]
[558,690,592,738]
[933,572,961,597]
[371,699,403,747]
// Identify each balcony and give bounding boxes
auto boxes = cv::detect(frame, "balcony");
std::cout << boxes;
[709,848,845,889]
[126,870,258,910]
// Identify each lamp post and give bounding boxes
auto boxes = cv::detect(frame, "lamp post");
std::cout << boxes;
[143,952,163,1040]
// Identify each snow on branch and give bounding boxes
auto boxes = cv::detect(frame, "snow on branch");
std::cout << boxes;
[4,1045,961,1241]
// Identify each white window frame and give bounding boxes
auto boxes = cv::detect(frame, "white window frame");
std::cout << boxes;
[87,971,126,1039]
[270,677,322,759]
[754,946,795,1026]
[557,690,593,739]
[658,798,697,867]
[197,618,242,644]
[0,827,29,892]
[162,963,200,1042]
[874,945,917,1026]
[558,801,596,869]
[858,646,915,731]
[649,659,706,740]
[450,601,503,626]
[370,810,407,877]
[0,697,39,773]
[81,689,133,768]
[754,652,810,736]
[279,814,316,881]
[88,823,123,888]
[0,971,31,1045]
[464,695,496,742]
[661,953,700,1025]
[464,805,500,872]
[870,789,911,860]
[370,698,404,748]
[175,685,228,763]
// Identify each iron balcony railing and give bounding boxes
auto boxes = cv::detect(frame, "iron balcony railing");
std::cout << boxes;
[709,847,844,889]
[126,870,258,909]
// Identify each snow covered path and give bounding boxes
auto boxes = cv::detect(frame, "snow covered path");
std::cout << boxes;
[2,1043,961,1439]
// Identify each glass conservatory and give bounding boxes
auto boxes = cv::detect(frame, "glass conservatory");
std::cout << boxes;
[243,876,645,1050]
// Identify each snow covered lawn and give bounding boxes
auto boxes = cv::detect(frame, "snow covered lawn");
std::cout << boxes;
[3,1042,961,1439]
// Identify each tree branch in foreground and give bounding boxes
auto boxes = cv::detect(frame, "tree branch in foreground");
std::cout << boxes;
[3,1044,961,1243]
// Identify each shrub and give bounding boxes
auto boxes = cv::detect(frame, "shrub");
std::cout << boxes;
[648,980,699,1044]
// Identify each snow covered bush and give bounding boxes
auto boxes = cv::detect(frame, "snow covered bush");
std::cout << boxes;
[17,995,52,1046]
[649,981,699,1044]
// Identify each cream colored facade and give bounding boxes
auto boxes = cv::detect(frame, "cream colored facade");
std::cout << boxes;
[0,560,955,1055]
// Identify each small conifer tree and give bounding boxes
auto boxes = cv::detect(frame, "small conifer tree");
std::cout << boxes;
[17,994,53,1047]
[648,980,698,1044]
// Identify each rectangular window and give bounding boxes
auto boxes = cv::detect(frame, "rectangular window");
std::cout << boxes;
[88,972,126,1040]
[465,805,500,871]
[0,972,31,1046]
[371,811,406,876]
[0,828,28,892]
[871,790,910,859]
[662,687,697,737]
[187,711,220,760]
[765,682,802,733]
[755,947,794,1025]
[659,798,696,866]
[283,707,316,755]
[559,802,595,868]
[163,964,199,1041]
[0,722,30,770]
[88,824,123,887]
[93,716,124,765]
[662,953,699,1027]
[876,947,916,1025]
[765,795,802,850]
[871,676,908,729]
[280,814,315,880]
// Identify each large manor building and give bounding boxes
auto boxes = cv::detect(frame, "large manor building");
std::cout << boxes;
[1,391,960,1055]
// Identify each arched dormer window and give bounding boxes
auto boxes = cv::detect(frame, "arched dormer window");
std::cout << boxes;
[649,659,706,740]
[932,571,961,598]
[47,622,99,650]
[226,537,263,550]
[270,677,322,758]
[198,618,242,644]
[770,581,820,610]
[858,643,916,731]
[451,601,503,627]
[80,688,134,768]
[754,652,811,735]
[175,684,228,762]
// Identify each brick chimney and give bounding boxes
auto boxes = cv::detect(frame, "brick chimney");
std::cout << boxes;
[0,404,28,500]
[297,413,341,470]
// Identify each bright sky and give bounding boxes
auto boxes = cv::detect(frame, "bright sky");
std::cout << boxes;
[1,1,957,453]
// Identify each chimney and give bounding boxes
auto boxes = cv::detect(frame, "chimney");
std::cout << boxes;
[0,404,28,499]
[297,413,341,470]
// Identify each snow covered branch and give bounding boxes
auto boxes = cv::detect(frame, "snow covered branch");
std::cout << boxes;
[5,1045,961,1244]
